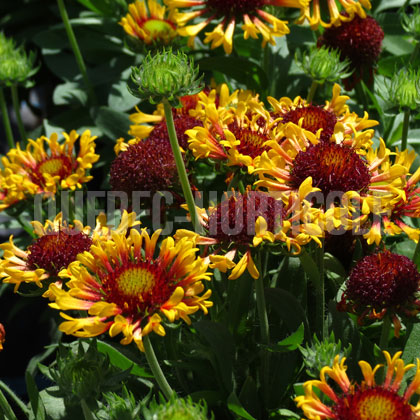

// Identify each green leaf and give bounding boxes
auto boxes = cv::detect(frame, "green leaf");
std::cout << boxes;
[25,371,46,420]
[268,324,304,353]
[194,320,235,392]
[108,78,140,112]
[265,288,310,340]
[324,253,347,278]
[0,389,18,420]
[94,106,131,139]
[403,322,420,364]
[227,392,256,420]
[53,81,88,107]
[39,387,66,420]
[96,340,153,378]
[298,248,320,289]
[197,56,268,92]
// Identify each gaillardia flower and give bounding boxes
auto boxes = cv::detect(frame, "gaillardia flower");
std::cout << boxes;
[318,14,384,89]
[48,228,212,351]
[176,185,323,280]
[0,130,98,211]
[268,83,378,144]
[296,351,420,419]
[165,0,306,54]
[297,0,371,29]
[119,0,178,45]
[254,123,407,243]
[338,250,420,336]
[0,211,138,292]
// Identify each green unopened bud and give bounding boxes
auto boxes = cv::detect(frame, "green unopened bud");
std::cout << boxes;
[384,67,420,111]
[401,6,420,40]
[143,395,213,420]
[129,49,203,107]
[299,332,351,378]
[0,33,39,87]
[295,46,353,84]
[96,387,141,420]
[48,340,131,408]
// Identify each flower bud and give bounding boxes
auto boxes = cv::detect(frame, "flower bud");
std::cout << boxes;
[384,67,420,111]
[144,395,213,420]
[401,6,420,41]
[129,49,203,107]
[295,46,353,84]
[299,332,351,378]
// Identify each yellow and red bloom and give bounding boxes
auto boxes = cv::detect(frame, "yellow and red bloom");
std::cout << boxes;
[48,228,212,351]
[337,250,420,337]
[165,0,306,54]
[318,14,384,89]
[254,123,407,243]
[0,211,138,292]
[0,130,98,211]
[267,83,378,145]
[296,351,420,419]
[176,185,323,280]
[297,0,372,29]
[119,0,178,45]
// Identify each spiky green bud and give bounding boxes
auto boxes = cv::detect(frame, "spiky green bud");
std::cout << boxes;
[295,46,353,84]
[96,387,142,420]
[143,395,213,420]
[299,332,351,378]
[128,49,203,107]
[384,67,420,111]
[401,6,420,40]
[47,340,131,408]
[0,33,39,87]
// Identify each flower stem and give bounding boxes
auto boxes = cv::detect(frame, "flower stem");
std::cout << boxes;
[413,239,420,268]
[307,80,319,103]
[379,315,391,351]
[0,380,30,419]
[163,99,204,234]
[10,85,27,142]
[56,0,96,105]
[255,251,270,399]
[0,87,15,149]
[143,334,175,400]
[401,108,411,150]
[315,243,326,340]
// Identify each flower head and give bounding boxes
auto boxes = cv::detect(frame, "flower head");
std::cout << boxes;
[295,351,420,420]
[176,187,323,280]
[0,211,138,293]
[298,0,372,29]
[0,130,98,212]
[166,0,306,54]
[119,0,178,46]
[338,250,420,336]
[129,49,203,107]
[317,14,384,89]
[48,228,212,351]
[0,323,5,351]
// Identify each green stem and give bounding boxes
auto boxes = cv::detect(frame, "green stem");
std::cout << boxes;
[0,380,30,419]
[379,315,392,351]
[56,0,96,105]
[0,87,15,149]
[401,108,411,150]
[10,85,27,142]
[413,239,420,268]
[307,80,319,103]
[143,334,175,400]
[163,100,204,234]
[315,243,326,340]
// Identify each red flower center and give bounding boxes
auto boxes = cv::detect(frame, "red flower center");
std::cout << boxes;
[228,120,270,159]
[289,142,370,197]
[27,230,92,276]
[101,261,174,317]
[207,191,284,245]
[279,105,337,142]
[30,156,74,188]
[206,0,264,20]
[345,251,420,309]
[334,386,412,420]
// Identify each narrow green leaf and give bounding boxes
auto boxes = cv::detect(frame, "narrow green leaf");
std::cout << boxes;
[25,372,46,420]
[268,324,304,352]
[96,340,153,378]
[298,248,320,289]
[227,392,256,420]
[0,389,18,420]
